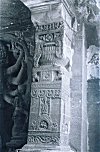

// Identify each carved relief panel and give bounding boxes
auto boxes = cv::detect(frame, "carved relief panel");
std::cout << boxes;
[87,45,100,80]
[0,30,34,151]
[27,21,72,147]
[33,21,70,68]
[28,64,70,146]
[28,66,61,145]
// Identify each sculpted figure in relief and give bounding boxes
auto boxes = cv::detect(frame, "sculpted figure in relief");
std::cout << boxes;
[0,36,31,148]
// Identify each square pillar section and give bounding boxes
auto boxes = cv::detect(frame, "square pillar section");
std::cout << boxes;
[20,1,76,152]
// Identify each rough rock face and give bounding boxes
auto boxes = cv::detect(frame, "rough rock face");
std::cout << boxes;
[0,1,34,152]
[0,0,31,30]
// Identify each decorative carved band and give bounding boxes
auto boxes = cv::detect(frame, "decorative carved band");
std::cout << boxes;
[36,21,63,32]
[31,89,61,98]
[27,135,60,145]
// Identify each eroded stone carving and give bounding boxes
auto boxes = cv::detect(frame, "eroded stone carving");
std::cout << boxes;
[33,22,71,68]
[74,0,99,23]
[33,42,42,67]
[26,18,73,146]
[20,12,74,151]
[40,97,50,115]
[0,34,33,150]
[35,22,63,32]
[32,72,40,82]
[0,36,32,152]
[27,135,60,144]
[87,45,100,80]
[30,85,60,134]
[31,89,61,98]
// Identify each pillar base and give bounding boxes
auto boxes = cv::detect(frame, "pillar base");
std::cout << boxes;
[6,134,27,152]
[17,144,74,152]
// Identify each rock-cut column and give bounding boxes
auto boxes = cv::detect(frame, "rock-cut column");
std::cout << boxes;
[19,1,76,152]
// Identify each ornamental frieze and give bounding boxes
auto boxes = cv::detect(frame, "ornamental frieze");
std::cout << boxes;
[31,89,61,98]
[27,134,60,145]
[35,21,63,32]
[32,69,63,82]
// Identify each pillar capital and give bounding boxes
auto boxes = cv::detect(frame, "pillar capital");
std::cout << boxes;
[22,0,76,27]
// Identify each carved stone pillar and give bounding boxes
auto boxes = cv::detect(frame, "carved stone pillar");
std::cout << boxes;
[19,1,76,152]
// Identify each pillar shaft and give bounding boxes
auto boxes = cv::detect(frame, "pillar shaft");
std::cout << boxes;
[19,1,76,152]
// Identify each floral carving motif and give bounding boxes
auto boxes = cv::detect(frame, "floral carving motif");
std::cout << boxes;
[51,123,58,132]
[42,71,51,81]
[31,121,37,130]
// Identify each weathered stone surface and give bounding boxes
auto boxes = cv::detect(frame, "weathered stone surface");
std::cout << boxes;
[0,1,34,152]
[70,31,82,152]
[0,0,99,152]
[0,0,33,33]
[19,1,76,152]
[87,45,99,80]
[87,80,100,152]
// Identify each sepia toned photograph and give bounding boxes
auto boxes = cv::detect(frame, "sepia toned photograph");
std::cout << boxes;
[0,0,100,152]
